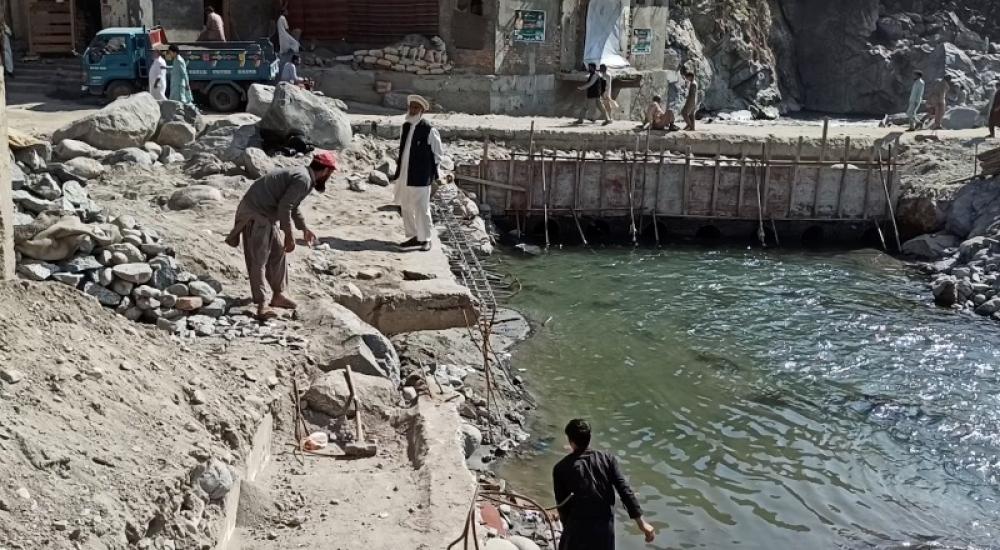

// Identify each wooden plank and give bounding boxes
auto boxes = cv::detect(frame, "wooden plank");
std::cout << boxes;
[761,142,771,218]
[863,146,874,218]
[710,141,722,215]
[479,138,490,204]
[682,146,692,216]
[736,143,748,217]
[456,174,527,193]
[836,136,851,218]
[791,136,803,216]
[574,151,582,211]
[820,117,829,162]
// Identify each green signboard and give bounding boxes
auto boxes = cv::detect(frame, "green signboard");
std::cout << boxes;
[633,28,653,55]
[512,10,546,43]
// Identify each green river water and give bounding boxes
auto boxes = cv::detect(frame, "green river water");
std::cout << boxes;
[499,247,1000,550]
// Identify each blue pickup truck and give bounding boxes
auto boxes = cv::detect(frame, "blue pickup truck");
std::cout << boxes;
[82,26,279,112]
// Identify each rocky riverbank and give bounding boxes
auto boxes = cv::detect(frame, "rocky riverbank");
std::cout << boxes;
[2,86,547,549]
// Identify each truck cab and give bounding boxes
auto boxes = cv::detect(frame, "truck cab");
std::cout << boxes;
[82,26,278,112]
[82,28,154,100]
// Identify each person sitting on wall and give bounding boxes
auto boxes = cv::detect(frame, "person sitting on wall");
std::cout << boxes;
[639,95,678,132]
[279,54,314,90]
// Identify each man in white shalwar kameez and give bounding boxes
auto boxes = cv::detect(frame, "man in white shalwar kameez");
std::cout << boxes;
[392,95,444,252]
[277,10,300,55]
[148,49,168,100]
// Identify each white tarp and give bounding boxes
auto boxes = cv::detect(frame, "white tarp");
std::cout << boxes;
[583,0,630,69]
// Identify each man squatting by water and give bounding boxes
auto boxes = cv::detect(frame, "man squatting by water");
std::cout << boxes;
[226,152,337,319]
[553,419,656,549]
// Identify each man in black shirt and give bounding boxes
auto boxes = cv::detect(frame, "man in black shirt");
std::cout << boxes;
[575,63,611,125]
[553,419,656,549]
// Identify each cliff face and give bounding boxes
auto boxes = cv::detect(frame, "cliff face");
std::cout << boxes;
[667,0,1000,116]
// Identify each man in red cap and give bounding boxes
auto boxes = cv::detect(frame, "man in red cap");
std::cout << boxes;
[226,152,337,319]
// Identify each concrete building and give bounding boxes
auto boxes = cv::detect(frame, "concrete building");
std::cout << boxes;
[6,0,272,54]
[299,0,675,118]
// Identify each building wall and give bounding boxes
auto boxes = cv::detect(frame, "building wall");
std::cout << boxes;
[629,4,667,71]
[495,0,562,75]
[101,0,153,28]
[151,0,200,42]
[559,0,586,72]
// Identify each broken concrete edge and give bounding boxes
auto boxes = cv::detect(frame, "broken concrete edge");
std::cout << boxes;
[1,70,14,280]
[350,120,882,162]
[215,411,273,550]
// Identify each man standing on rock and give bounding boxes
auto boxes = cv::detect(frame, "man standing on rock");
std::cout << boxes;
[922,75,951,131]
[392,95,444,252]
[226,152,337,319]
[681,71,700,131]
[166,45,193,105]
[907,71,925,131]
[553,419,656,549]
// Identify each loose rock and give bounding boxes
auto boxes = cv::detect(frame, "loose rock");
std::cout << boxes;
[113,263,154,284]
[167,185,224,211]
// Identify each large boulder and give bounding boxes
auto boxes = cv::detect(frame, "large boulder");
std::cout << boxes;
[945,177,1000,239]
[62,157,106,180]
[187,124,261,162]
[901,233,960,260]
[459,423,482,459]
[300,299,400,385]
[303,370,397,417]
[54,139,110,162]
[106,147,154,167]
[183,153,228,179]
[167,185,224,210]
[246,84,274,118]
[259,83,352,150]
[156,121,198,148]
[942,106,981,130]
[158,100,205,135]
[204,113,260,134]
[52,93,160,150]
[896,195,945,238]
[238,147,274,179]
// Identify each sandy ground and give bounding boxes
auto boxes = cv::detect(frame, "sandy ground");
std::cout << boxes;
[2,100,489,549]
[9,94,1000,149]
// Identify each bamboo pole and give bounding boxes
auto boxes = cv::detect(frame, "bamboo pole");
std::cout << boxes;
[541,154,550,250]
[652,142,665,245]
[526,121,536,224]
[479,137,490,202]
[836,136,851,218]
[710,141,722,215]
[682,146,692,215]
[877,146,903,251]
[761,142,771,219]
[790,136,803,216]
[737,142,747,217]
[820,117,830,162]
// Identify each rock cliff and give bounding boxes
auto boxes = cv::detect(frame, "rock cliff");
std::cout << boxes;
[666,0,1000,116]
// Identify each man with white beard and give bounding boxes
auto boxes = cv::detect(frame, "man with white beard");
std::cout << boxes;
[391,95,444,252]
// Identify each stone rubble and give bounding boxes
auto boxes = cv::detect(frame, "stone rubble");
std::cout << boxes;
[352,35,452,75]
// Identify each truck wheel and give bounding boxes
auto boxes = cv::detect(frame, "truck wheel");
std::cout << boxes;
[208,86,241,113]
[106,81,134,102]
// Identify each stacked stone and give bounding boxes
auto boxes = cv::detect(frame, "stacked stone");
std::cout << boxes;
[352,37,452,75]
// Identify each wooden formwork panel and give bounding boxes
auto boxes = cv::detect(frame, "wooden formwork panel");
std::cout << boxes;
[685,165,715,216]
[549,161,577,209]
[465,158,899,222]
[788,167,821,218]
[716,168,743,217]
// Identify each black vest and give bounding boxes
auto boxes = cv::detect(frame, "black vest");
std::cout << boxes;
[394,120,438,187]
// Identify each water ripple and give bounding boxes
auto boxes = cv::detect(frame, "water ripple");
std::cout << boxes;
[501,247,1000,549]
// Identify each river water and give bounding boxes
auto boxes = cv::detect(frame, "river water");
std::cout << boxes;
[499,247,1000,550]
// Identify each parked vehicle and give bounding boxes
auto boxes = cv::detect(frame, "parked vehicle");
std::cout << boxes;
[81,26,279,112]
